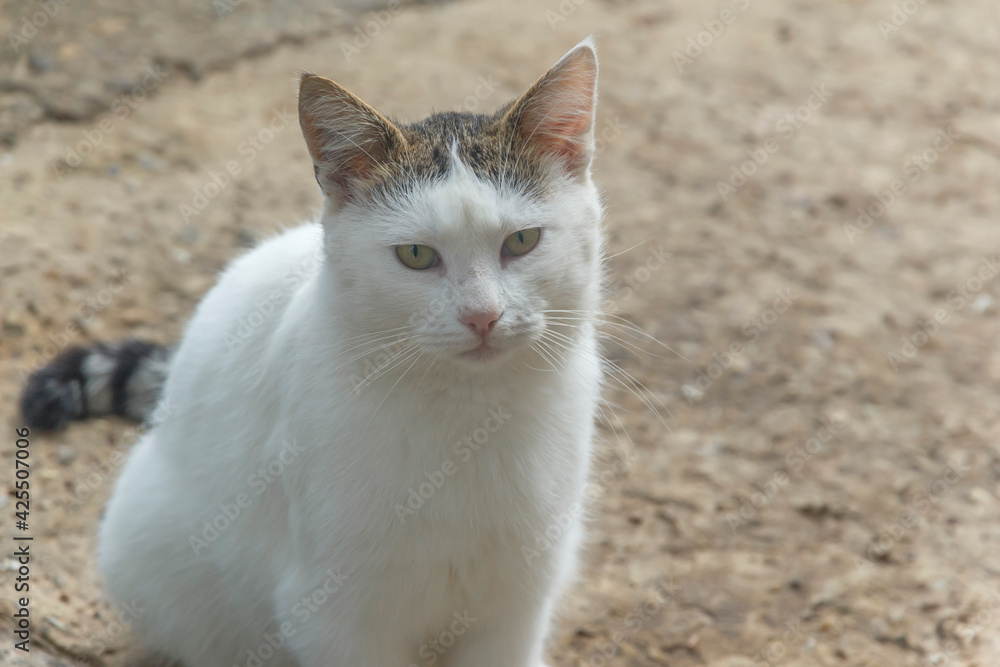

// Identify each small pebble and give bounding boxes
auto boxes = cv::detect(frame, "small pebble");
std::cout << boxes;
[972,293,992,314]
[811,328,835,350]
[180,225,201,244]
[888,606,905,624]
[29,53,54,72]
[57,445,77,466]
[681,384,703,402]
[139,151,167,172]
[45,616,68,631]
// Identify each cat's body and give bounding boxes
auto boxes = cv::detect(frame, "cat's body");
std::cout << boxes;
[101,222,601,666]
[25,41,605,666]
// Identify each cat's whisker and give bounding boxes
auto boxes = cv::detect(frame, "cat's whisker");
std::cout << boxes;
[533,336,635,458]
[529,339,562,374]
[327,337,415,376]
[352,344,420,393]
[594,395,637,460]
[590,394,636,460]
[326,329,415,361]
[539,327,672,432]
[336,324,415,346]
[600,359,674,433]
[591,330,669,361]
[520,358,556,372]
[302,325,413,360]
[519,341,551,372]
[604,237,654,260]
[543,351,672,434]
[414,353,441,390]
[542,310,692,363]
[546,318,663,361]
[360,342,421,386]
[364,348,423,432]
[520,335,560,372]
[540,378,638,465]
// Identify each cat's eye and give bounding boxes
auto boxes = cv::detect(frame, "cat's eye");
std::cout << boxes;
[395,244,439,270]
[502,228,541,258]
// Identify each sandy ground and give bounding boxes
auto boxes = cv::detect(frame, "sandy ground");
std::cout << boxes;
[2,0,1000,665]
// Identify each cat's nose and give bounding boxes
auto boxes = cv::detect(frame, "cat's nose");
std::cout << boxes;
[462,310,502,337]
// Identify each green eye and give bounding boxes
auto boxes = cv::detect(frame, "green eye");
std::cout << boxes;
[502,228,541,257]
[396,244,439,270]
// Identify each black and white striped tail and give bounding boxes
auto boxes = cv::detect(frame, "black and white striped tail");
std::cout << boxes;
[20,340,173,431]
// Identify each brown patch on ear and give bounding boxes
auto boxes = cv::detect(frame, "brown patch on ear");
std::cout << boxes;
[298,73,408,200]
[502,41,598,177]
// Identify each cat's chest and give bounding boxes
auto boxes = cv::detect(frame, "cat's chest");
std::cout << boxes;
[304,394,588,542]
[389,422,573,528]
[291,355,598,546]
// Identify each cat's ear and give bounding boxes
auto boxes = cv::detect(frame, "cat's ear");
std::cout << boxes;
[298,73,407,201]
[502,38,598,178]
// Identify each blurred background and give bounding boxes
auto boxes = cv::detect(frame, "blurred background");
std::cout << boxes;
[2,0,1000,665]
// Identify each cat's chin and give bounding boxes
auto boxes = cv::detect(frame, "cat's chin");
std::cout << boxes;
[457,342,507,365]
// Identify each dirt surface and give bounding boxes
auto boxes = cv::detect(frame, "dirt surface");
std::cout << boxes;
[0,0,405,147]
[2,0,1000,665]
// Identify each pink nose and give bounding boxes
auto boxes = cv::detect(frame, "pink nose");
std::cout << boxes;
[462,310,502,336]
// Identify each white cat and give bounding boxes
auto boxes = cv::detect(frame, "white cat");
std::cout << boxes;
[25,39,605,666]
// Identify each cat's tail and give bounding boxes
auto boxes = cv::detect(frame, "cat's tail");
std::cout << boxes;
[20,340,174,431]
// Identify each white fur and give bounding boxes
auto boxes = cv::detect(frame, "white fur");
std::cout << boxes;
[98,45,604,667]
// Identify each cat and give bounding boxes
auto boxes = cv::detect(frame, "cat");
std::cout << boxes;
[21,38,605,667]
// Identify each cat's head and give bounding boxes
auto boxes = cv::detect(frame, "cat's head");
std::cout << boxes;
[299,39,603,368]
